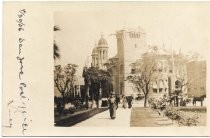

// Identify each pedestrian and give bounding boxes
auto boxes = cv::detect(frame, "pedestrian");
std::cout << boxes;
[116,95,120,109]
[122,95,127,109]
[108,91,117,119]
[127,95,133,108]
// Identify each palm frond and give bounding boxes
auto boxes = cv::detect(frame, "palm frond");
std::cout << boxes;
[54,26,60,31]
[54,42,60,59]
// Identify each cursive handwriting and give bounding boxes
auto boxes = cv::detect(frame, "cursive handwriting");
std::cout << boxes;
[16,56,24,80]
[17,9,26,32]
[16,9,30,135]
[4,9,31,135]
[18,38,25,55]
[7,100,14,128]
[20,83,27,99]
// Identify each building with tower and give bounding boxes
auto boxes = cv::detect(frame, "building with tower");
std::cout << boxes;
[91,27,201,102]
[91,34,109,70]
[108,27,148,95]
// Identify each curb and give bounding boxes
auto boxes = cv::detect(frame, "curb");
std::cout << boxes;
[55,108,108,127]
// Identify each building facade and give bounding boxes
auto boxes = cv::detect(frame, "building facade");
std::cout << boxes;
[113,28,148,95]
[90,27,205,100]
[106,27,188,97]
[131,48,188,99]
[187,60,206,98]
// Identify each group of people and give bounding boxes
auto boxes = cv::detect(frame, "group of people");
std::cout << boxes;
[108,92,133,119]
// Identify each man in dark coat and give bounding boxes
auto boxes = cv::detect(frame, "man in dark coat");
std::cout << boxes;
[127,95,133,108]
[108,92,117,119]
[115,95,120,109]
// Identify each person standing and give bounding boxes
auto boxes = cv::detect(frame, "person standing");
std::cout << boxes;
[122,95,127,109]
[108,92,117,119]
[116,95,120,109]
[127,95,133,108]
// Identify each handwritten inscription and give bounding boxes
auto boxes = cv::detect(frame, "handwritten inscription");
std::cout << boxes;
[16,56,24,80]
[8,100,13,128]
[4,9,31,135]
[16,9,26,31]
[16,8,30,135]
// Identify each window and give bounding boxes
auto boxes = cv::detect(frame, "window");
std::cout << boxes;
[153,88,157,93]
[131,68,135,74]
[103,51,105,59]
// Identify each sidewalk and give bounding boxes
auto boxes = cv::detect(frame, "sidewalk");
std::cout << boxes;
[74,105,132,127]
[130,107,178,127]
[55,108,108,126]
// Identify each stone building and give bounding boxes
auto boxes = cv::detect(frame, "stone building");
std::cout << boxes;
[186,60,206,98]
[131,47,188,99]
[91,27,191,100]
[108,27,148,95]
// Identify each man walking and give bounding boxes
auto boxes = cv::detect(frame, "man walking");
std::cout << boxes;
[127,95,133,108]
[116,95,120,109]
[108,92,117,119]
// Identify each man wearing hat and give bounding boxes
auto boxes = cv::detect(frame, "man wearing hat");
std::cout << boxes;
[108,91,117,119]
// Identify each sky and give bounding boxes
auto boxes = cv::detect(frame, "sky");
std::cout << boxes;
[54,2,210,76]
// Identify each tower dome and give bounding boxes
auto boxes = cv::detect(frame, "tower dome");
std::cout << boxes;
[92,47,98,55]
[98,34,108,46]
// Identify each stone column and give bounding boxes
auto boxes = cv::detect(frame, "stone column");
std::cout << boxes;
[157,80,159,93]
[105,50,108,60]
[78,85,81,97]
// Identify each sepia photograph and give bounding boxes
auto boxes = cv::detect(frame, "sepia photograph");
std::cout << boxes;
[53,7,207,127]
[2,1,210,136]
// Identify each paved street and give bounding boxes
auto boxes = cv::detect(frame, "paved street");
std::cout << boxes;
[73,101,178,127]
[74,105,131,127]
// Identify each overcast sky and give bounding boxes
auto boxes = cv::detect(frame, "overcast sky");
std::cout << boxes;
[54,2,210,75]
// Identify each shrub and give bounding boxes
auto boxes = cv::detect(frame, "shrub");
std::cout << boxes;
[69,107,76,114]
[164,107,199,126]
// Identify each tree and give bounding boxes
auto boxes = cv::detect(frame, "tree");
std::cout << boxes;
[54,26,60,60]
[127,52,157,107]
[172,54,191,106]
[82,66,111,108]
[88,67,100,108]
[174,69,188,106]
[99,69,112,98]
[54,64,78,103]
[82,66,90,108]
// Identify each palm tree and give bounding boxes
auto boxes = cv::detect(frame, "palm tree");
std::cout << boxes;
[54,26,60,60]
[54,42,60,60]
